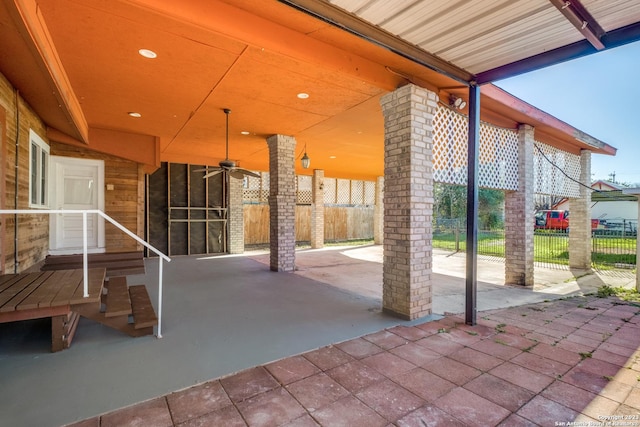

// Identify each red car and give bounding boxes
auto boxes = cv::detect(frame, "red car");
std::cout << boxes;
[534,210,569,230]
[535,210,603,231]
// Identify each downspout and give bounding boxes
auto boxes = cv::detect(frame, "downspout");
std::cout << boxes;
[14,90,20,273]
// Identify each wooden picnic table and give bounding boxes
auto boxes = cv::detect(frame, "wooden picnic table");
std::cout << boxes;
[0,268,105,351]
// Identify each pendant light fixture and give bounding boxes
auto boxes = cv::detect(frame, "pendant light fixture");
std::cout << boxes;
[301,143,310,169]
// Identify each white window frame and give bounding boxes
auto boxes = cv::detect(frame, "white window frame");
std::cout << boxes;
[29,129,50,208]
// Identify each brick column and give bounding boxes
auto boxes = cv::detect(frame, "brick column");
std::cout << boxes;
[380,84,435,320]
[267,134,297,271]
[504,124,535,286]
[374,176,384,245]
[569,150,592,269]
[227,174,244,254]
[311,169,324,249]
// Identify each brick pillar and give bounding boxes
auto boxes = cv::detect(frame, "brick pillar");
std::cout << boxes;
[504,124,535,286]
[379,84,435,320]
[227,174,244,254]
[374,176,384,245]
[311,169,324,249]
[569,150,592,269]
[267,134,297,272]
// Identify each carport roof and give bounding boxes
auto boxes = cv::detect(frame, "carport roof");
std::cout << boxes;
[0,0,635,178]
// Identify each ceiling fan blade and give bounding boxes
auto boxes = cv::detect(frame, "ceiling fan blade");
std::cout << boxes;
[203,169,223,179]
[229,170,246,180]
[235,168,260,178]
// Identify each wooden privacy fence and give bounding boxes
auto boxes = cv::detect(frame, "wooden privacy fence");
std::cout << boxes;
[244,205,374,245]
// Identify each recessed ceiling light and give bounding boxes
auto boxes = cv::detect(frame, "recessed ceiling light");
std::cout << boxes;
[128,112,142,118]
[329,156,336,159]
[297,93,309,99]
[241,131,250,135]
[138,49,157,59]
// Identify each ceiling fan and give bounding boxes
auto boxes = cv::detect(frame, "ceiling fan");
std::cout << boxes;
[200,108,260,180]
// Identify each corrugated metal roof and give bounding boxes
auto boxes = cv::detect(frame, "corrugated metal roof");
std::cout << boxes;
[328,0,640,76]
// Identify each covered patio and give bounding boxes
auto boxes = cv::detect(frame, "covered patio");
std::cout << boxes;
[1,246,634,426]
[1,1,640,425]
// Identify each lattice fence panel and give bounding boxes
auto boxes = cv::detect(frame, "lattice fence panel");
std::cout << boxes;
[534,142,581,197]
[336,179,351,205]
[478,124,519,191]
[242,172,270,202]
[243,174,263,202]
[297,175,312,204]
[324,178,337,204]
[240,173,381,206]
[364,181,376,205]
[433,107,468,185]
[261,172,270,199]
[351,180,364,205]
[433,106,519,190]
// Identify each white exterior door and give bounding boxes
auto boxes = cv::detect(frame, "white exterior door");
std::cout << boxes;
[49,156,105,254]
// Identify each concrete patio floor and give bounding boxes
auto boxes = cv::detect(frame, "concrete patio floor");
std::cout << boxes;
[0,245,637,426]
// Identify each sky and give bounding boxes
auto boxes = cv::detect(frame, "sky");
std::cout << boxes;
[495,40,640,185]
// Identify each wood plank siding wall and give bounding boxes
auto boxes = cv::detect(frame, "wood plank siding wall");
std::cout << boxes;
[0,71,144,272]
[0,72,49,273]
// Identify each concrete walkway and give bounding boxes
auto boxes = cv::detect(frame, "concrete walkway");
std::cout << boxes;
[0,245,636,426]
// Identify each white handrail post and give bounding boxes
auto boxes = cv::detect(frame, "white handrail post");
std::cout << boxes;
[82,211,89,297]
[157,259,163,338]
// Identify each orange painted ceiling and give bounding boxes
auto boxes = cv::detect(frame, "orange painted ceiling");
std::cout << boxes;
[0,0,624,180]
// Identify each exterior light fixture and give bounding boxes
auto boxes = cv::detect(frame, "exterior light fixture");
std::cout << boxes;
[449,95,467,110]
[301,143,310,169]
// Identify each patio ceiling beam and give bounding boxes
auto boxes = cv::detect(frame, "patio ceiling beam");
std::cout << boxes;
[549,0,605,50]
[277,0,474,85]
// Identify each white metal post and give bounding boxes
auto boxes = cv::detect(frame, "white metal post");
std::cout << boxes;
[82,211,89,297]
[157,259,163,338]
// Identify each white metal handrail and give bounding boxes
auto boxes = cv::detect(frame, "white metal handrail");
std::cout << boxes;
[0,209,171,338]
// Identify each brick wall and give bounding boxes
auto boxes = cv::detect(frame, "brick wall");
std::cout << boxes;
[374,176,384,244]
[311,169,324,248]
[380,84,436,320]
[228,174,244,254]
[267,134,296,271]
[505,124,535,286]
[569,150,592,269]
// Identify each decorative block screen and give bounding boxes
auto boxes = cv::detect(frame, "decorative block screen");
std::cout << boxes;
[534,142,581,198]
[433,106,519,191]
